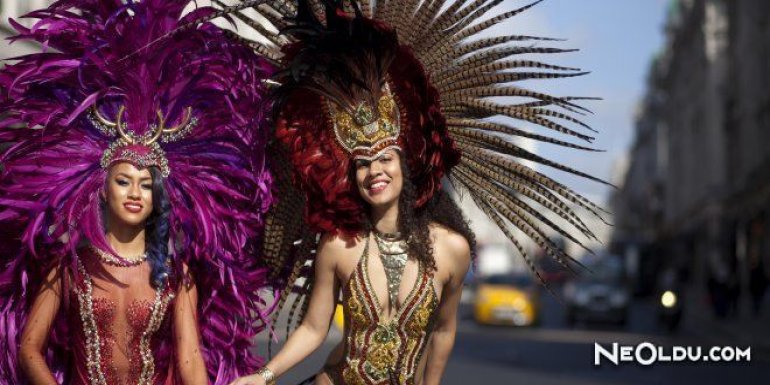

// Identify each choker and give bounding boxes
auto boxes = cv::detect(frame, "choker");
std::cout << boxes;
[90,245,147,267]
[374,228,403,242]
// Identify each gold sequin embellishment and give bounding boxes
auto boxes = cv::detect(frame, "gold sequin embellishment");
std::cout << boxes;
[325,234,439,385]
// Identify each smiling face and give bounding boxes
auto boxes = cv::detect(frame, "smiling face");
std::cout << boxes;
[104,162,154,228]
[354,148,404,209]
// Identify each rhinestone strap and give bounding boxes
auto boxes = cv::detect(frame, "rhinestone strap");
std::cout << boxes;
[136,287,174,384]
[75,262,108,385]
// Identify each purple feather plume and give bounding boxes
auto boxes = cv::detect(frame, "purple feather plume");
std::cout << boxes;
[0,0,276,383]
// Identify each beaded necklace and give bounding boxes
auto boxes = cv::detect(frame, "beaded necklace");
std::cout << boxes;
[373,230,408,309]
[90,245,147,267]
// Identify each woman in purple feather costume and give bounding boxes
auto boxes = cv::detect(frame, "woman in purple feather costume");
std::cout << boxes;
[0,1,275,384]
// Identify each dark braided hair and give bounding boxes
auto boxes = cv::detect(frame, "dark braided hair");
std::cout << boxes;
[145,166,171,288]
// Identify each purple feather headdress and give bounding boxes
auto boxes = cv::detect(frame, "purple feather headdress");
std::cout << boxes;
[0,0,275,383]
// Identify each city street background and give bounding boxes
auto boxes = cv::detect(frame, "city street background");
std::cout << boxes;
[257,289,770,385]
[3,0,770,384]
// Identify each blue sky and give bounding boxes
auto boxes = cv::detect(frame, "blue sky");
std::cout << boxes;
[481,0,670,207]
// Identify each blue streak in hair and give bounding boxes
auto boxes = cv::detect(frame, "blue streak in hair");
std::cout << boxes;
[146,167,170,288]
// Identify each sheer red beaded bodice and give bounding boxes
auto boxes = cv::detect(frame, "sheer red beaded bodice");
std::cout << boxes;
[65,248,176,385]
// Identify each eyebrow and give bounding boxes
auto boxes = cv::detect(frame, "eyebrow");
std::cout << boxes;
[115,172,152,182]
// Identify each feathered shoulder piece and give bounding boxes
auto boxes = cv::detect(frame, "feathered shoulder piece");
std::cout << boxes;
[0,0,275,383]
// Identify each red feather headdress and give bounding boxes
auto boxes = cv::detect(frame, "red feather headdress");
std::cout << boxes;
[221,0,613,335]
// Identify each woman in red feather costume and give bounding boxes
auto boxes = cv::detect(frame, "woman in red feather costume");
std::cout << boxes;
[225,0,610,384]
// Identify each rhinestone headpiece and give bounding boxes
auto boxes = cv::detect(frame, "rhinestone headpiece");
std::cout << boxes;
[329,83,401,160]
[90,105,198,177]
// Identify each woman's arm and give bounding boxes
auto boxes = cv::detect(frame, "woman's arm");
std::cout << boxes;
[422,232,471,385]
[19,267,63,385]
[174,265,209,385]
[228,233,344,385]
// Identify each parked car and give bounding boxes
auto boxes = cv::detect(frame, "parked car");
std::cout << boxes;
[474,273,540,326]
[538,256,570,285]
[536,238,570,285]
[563,254,630,326]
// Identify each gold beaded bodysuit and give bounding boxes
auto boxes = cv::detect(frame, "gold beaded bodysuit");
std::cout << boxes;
[323,237,439,385]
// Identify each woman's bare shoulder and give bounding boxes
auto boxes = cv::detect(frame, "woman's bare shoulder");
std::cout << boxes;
[428,223,471,272]
[429,223,470,252]
[318,231,367,256]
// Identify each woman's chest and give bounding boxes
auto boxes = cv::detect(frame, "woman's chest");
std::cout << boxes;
[67,269,175,337]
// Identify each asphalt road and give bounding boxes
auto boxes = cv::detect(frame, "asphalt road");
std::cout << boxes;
[254,289,770,385]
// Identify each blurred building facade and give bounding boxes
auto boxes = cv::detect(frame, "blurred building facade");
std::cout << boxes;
[613,0,770,314]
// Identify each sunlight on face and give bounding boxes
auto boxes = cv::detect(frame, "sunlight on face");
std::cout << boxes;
[104,162,154,228]
[354,149,404,209]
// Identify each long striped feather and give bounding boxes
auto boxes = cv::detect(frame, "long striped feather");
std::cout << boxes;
[210,0,611,315]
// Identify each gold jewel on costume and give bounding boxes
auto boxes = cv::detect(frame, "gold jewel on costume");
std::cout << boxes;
[325,233,438,384]
[255,366,276,385]
[74,260,174,385]
[373,230,409,309]
[329,83,401,160]
[92,104,198,177]
[90,245,148,267]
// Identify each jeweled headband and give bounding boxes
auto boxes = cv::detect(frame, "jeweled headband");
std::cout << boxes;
[89,104,198,177]
[328,83,401,160]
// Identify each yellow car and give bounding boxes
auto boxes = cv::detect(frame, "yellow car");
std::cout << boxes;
[333,303,345,330]
[474,274,539,326]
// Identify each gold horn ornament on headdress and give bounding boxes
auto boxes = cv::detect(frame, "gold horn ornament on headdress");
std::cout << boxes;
[91,104,198,177]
